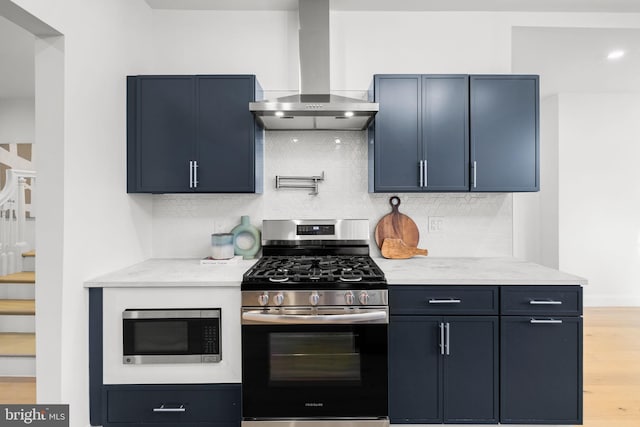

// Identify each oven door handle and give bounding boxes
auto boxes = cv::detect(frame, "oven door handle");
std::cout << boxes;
[241,310,388,324]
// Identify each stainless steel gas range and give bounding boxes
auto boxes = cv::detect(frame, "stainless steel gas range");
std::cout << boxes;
[241,219,389,427]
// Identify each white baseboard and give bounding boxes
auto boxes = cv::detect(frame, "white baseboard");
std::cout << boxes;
[584,294,640,307]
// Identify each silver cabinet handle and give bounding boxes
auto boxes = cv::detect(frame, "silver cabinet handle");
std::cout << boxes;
[529,300,563,305]
[423,160,428,188]
[530,318,563,324]
[428,299,461,304]
[445,322,450,355]
[189,161,193,188]
[193,160,199,188]
[472,160,477,188]
[439,322,445,355]
[419,161,424,187]
[153,404,186,413]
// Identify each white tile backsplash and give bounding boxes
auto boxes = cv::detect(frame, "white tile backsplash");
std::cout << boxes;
[152,131,512,258]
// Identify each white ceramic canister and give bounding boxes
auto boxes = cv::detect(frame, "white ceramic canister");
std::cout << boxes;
[211,233,235,259]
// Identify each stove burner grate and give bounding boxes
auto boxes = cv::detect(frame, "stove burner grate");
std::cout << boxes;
[244,255,385,285]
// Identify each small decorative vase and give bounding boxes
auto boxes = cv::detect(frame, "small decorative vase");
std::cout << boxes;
[230,216,261,260]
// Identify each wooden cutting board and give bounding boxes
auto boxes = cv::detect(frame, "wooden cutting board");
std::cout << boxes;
[381,238,428,259]
[374,196,419,249]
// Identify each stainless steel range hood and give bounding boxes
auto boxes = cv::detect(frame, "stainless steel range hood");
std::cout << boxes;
[249,0,378,131]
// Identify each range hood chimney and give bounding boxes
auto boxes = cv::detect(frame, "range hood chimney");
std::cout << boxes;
[249,0,378,131]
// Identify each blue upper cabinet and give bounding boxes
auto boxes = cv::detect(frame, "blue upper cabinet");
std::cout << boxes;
[371,74,539,193]
[470,75,539,192]
[127,75,263,193]
[371,75,468,192]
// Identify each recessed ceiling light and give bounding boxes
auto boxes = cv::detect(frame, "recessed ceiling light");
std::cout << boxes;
[607,50,625,60]
[275,111,284,117]
[334,138,341,144]
[344,111,354,117]
[292,138,299,143]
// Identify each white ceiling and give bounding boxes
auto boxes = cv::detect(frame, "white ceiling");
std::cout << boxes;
[145,0,640,12]
[512,27,640,97]
[0,15,35,98]
[2,2,640,99]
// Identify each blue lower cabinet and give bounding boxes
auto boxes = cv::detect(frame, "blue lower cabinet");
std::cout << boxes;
[389,315,498,424]
[102,384,241,427]
[500,316,583,424]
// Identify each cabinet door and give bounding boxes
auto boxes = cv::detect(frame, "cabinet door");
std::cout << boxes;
[422,75,469,191]
[501,316,582,424]
[373,75,422,192]
[129,76,196,193]
[196,76,256,192]
[443,316,498,423]
[470,75,539,191]
[389,316,442,423]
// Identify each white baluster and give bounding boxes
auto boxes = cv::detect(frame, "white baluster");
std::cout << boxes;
[0,206,6,276]
[15,177,28,272]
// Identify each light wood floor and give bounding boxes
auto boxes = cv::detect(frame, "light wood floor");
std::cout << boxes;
[583,307,640,426]
[0,307,637,423]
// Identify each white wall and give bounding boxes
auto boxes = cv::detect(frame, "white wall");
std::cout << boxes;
[0,97,34,143]
[558,93,640,306]
[6,1,155,426]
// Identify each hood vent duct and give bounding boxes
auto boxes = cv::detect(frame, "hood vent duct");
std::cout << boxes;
[249,0,378,131]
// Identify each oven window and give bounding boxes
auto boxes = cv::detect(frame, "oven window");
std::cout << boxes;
[269,332,361,383]
[133,320,188,353]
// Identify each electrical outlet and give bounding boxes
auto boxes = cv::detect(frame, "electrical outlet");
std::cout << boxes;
[428,216,444,233]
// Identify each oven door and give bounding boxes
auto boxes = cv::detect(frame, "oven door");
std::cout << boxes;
[241,308,388,419]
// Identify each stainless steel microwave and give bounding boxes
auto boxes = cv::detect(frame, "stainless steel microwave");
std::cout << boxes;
[122,308,221,364]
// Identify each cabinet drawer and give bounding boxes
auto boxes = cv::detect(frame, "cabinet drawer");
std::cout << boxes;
[501,286,582,316]
[390,286,499,315]
[104,384,240,426]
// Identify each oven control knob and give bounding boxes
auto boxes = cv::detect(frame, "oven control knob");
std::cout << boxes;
[309,292,320,306]
[345,291,355,305]
[359,291,370,305]
[258,292,269,306]
[273,292,285,306]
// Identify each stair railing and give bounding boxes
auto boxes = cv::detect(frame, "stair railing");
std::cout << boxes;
[0,169,36,275]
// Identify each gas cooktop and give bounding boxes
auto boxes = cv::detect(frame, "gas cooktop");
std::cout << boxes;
[241,219,387,291]
[242,255,386,288]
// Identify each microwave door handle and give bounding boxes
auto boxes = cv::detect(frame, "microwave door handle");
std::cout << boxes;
[242,310,387,324]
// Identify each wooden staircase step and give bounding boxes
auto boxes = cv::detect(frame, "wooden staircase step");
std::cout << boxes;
[0,300,35,315]
[0,333,35,356]
[0,376,36,403]
[0,272,35,284]
[21,251,35,258]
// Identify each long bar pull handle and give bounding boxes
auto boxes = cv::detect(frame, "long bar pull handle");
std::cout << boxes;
[529,300,563,305]
[419,161,424,187]
[439,322,445,355]
[153,404,186,413]
[472,160,477,189]
[424,160,428,188]
[445,322,450,355]
[530,318,563,324]
[428,299,461,304]
[193,161,199,188]
[189,161,193,188]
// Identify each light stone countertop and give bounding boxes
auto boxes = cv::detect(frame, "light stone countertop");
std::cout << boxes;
[85,257,586,288]
[374,257,587,286]
[84,258,258,288]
